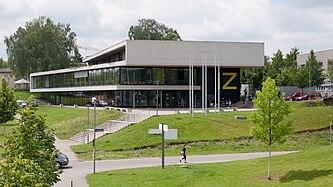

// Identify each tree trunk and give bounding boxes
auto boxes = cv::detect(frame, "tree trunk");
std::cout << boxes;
[268,145,271,180]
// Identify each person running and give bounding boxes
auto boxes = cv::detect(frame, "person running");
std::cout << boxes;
[179,144,187,163]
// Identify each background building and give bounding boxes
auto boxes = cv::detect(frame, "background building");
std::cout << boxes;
[297,49,333,80]
[30,40,264,108]
[0,68,15,88]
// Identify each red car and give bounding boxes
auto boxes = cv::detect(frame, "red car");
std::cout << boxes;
[285,92,304,101]
[296,92,322,101]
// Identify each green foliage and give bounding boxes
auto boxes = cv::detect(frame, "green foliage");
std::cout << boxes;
[4,16,81,78]
[0,79,17,124]
[306,50,324,87]
[128,18,181,41]
[250,77,293,146]
[295,66,309,89]
[1,104,60,186]
[326,59,333,82]
[0,58,8,68]
[0,155,45,186]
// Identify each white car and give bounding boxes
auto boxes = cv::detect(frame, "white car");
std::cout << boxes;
[16,100,27,108]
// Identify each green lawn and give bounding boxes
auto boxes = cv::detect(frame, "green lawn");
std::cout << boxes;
[35,105,123,139]
[12,91,123,139]
[86,144,333,187]
[72,102,333,160]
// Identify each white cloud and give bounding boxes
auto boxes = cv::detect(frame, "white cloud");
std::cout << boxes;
[1,0,333,59]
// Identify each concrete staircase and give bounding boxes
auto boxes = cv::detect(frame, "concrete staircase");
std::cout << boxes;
[69,109,154,144]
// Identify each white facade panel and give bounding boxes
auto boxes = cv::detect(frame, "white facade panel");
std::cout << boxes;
[126,40,264,67]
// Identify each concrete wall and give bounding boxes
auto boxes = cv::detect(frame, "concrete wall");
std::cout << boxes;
[126,40,264,68]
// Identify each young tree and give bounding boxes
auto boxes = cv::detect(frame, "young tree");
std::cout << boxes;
[250,77,293,180]
[0,78,17,145]
[0,102,61,186]
[128,18,181,41]
[4,16,80,79]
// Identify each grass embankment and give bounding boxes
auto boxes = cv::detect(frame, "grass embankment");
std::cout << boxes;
[36,105,123,139]
[86,144,333,187]
[72,101,333,160]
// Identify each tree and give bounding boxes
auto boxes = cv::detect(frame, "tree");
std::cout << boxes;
[267,50,284,80]
[295,66,309,93]
[249,77,293,180]
[4,16,81,79]
[276,66,297,86]
[0,102,60,186]
[0,78,17,145]
[241,56,270,90]
[327,59,333,82]
[128,18,181,41]
[0,58,8,68]
[0,155,45,186]
[306,50,324,87]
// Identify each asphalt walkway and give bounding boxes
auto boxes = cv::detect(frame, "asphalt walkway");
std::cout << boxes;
[54,136,296,187]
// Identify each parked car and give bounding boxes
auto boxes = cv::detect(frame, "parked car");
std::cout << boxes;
[55,152,69,168]
[297,92,322,101]
[29,99,39,107]
[16,100,27,108]
[285,92,304,101]
[97,100,108,107]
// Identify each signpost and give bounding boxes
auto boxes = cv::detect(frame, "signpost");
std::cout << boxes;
[330,121,332,144]
[148,123,177,169]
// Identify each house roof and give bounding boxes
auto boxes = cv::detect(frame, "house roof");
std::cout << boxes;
[0,68,13,73]
[15,78,30,84]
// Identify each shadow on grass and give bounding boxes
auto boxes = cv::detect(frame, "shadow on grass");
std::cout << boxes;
[280,169,333,183]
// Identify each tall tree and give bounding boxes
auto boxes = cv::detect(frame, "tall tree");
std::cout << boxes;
[327,59,333,82]
[0,58,8,68]
[0,102,60,186]
[306,50,324,87]
[267,50,284,79]
[294,66,309,93]
[241,56,270,90]
[0,78,17,145]
[250,77,293,180]
[4,16,81,79]
[128,18,181,41]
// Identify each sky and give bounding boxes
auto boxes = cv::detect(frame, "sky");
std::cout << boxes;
[1,0,333,60]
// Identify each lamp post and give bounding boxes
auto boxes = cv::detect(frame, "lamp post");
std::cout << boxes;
[91,97,97,174]
[156,81,159,116]
[308,65,311,100]
[86,104,90,143]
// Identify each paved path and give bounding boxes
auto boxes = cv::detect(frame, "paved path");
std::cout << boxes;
[54,137,296,187]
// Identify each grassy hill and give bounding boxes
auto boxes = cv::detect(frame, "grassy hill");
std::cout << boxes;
[86,144,333,186]
[72,101,333,160]
[1,91,122,155]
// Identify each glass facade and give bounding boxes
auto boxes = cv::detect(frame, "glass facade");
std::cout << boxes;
[34,66,240,108]
[33,67,198,89]
[41,90,201,108]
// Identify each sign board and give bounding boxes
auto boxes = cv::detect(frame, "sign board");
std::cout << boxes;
[165,129,177,140]
[74,71,88,78]
[148,129,162,135]
[159,124,168,131]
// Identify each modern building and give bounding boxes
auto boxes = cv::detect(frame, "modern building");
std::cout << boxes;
[30,40,264,108]
[0,68,15,88]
